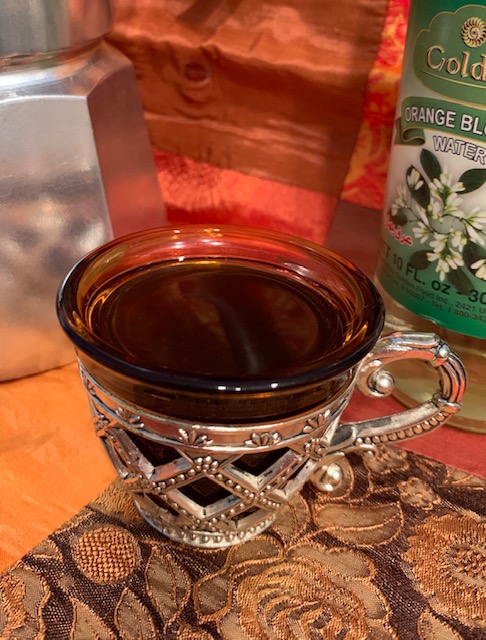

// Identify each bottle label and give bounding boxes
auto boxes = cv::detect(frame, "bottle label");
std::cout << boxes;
[377,4,486,339]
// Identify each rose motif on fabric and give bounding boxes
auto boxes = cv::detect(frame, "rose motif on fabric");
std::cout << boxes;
[217,546,394,639]
[461,17,486,48]
[91,479,142,525]
[406,513,486,629]
[195,534,394,638]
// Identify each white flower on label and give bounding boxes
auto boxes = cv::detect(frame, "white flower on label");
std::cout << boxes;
[427,243,463,281]
[426,253,449,280]
[391,185,409,218]
[466,224,486,246]
[467,209,486,228]
[389,149,486,286]
[407,168,424,191]
[427,256,449,281]
[412,221,431,243]
[464,209,486,246]
[449,250,464,268]
[427,200,442,221]
[397,184,408,205]
[432,171,465,194]
[412,205,431,242]
[449,229,467,250]
[471,258,486,281]
[430,172,465,216]
[444,192,463,217]
[429,235,447,253]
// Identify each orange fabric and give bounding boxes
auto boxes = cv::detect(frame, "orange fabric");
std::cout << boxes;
[108,0,389,241]
[342,0,411,210]
[109,0,387,196]
[155,150,337,243]
[108,0,412,242]
[0,363,115,572]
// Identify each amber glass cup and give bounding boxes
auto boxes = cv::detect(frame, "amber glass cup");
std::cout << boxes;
[57,225,465,548]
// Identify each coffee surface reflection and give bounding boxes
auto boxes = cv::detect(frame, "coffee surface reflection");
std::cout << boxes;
[90,261,348,378]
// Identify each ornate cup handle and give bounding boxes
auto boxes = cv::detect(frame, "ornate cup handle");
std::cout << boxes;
[312,332,466,491]
[351,331,466,445]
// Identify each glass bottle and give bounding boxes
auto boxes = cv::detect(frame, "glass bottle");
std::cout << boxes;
[375,1,486,432]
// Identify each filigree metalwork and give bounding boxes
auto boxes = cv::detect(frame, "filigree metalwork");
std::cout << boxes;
[349,332,466,449]
[304,435,330,461]
[78,331,466,549]
[115,407,144,429]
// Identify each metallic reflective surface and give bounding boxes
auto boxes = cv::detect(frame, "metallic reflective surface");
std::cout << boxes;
[0,3,165,380]
[77,330,466,549]
[312,331,467,492]
[0,0,113,57]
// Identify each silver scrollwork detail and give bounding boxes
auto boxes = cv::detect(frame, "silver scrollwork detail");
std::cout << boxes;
[115,406,145,430]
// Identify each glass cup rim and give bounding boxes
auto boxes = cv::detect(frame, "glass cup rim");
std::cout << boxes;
[56,224,385,396]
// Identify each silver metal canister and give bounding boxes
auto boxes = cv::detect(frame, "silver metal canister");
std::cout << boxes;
[0,0,166,381]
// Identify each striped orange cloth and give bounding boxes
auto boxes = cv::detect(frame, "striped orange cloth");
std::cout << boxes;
[109,0,401,243]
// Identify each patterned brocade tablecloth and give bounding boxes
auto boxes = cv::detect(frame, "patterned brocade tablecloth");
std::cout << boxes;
[1,447,485,639]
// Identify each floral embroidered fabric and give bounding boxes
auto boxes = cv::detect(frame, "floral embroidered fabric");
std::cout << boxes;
[1,447,484,639]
